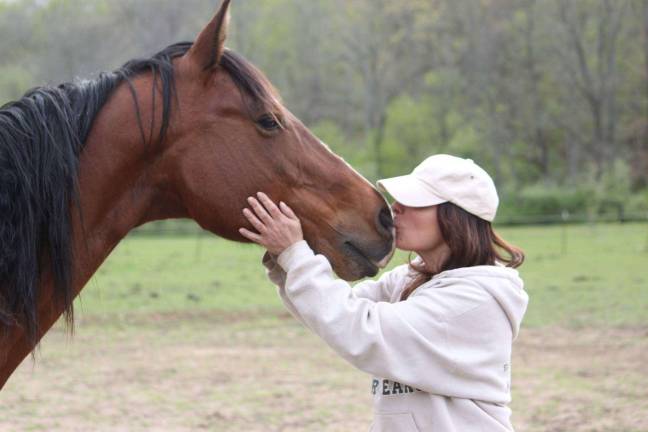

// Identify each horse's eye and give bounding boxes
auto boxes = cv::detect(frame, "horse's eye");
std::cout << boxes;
[256,114,282,131]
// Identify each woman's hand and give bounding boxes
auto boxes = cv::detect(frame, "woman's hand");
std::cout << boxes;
[239,192,304,256]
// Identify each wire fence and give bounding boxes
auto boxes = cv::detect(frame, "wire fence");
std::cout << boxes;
[129,212,648,237]
[496,211,648,226]
[125,212,648,261]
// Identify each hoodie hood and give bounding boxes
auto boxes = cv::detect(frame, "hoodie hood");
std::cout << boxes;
[431,265,529,340]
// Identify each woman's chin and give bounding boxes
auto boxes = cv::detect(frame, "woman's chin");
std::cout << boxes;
[396,233,420,252]
[395,238,412,252]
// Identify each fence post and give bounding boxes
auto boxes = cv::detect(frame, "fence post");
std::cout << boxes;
[194,230,204,261]
[561,210,570,254]
[644,212,648,253]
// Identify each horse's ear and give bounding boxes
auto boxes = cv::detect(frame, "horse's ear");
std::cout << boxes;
[188,0,231,71]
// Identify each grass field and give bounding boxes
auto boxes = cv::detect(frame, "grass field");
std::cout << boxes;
[1,222,647,431]
[80,222,648,327]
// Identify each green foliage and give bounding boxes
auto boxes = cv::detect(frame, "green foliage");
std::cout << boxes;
[381,95,436,177]
[380,90,478,179]
[311,120,374,177]
[445,125,481,160]
[0,0,646,221]
[627,189,648,216]
[497,160,646,223]
[592,159,633,215]
[498,184,596,223]
[0,64,33,104]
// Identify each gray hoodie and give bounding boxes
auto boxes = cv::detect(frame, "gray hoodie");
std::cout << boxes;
[264,240,529,432]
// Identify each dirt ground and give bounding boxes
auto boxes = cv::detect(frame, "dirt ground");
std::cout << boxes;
[1,313,647,432]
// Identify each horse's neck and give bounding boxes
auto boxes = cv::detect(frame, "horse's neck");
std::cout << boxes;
[0,79,183,388]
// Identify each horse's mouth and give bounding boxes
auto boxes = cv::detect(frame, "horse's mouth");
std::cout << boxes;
[344,241,384,274]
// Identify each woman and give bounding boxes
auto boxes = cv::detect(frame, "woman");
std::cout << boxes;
[239,154,529,432]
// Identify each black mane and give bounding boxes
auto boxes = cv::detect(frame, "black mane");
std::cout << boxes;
[0,41,279,347]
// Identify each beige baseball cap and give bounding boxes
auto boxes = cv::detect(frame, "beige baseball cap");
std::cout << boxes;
[377,154,499,222]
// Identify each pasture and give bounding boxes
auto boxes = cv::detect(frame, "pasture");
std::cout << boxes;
[1,223,647,431]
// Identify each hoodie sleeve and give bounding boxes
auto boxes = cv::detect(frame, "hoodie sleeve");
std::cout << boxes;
[262,250,310,328]
[274,241,511,402]
[263,245,408,316]
[349,263,410,302]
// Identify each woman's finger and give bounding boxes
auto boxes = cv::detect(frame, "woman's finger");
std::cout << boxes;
[238,228,262,243]
[280,201,298,220]
[247,196,273,224]
[257,192,283,219]
[243,208,267,233]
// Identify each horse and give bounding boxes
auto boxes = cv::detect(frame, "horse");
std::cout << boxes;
[0,0,394,390]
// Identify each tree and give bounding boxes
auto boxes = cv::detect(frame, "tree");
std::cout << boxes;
[332,0,436,178]
[555,0,630,180]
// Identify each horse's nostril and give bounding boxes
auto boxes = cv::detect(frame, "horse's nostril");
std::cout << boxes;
[378,206,394,233]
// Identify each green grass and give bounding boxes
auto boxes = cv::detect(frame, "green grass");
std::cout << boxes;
[80,236,275,316]
[77,223,648,328]
[499,222,648,327]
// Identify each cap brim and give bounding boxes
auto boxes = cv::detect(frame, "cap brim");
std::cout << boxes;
[377,175,447,208]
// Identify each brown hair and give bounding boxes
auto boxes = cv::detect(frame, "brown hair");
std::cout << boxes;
[400,202,525,301]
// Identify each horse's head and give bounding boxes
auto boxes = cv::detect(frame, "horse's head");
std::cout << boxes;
[163,1,394,280]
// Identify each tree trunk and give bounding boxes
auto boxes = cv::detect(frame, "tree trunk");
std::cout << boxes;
[373,111,388,179]
[524,0,550,178]
[644,0,648,116]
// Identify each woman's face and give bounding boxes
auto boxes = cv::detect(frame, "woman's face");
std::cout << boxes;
[392,202,447,255]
